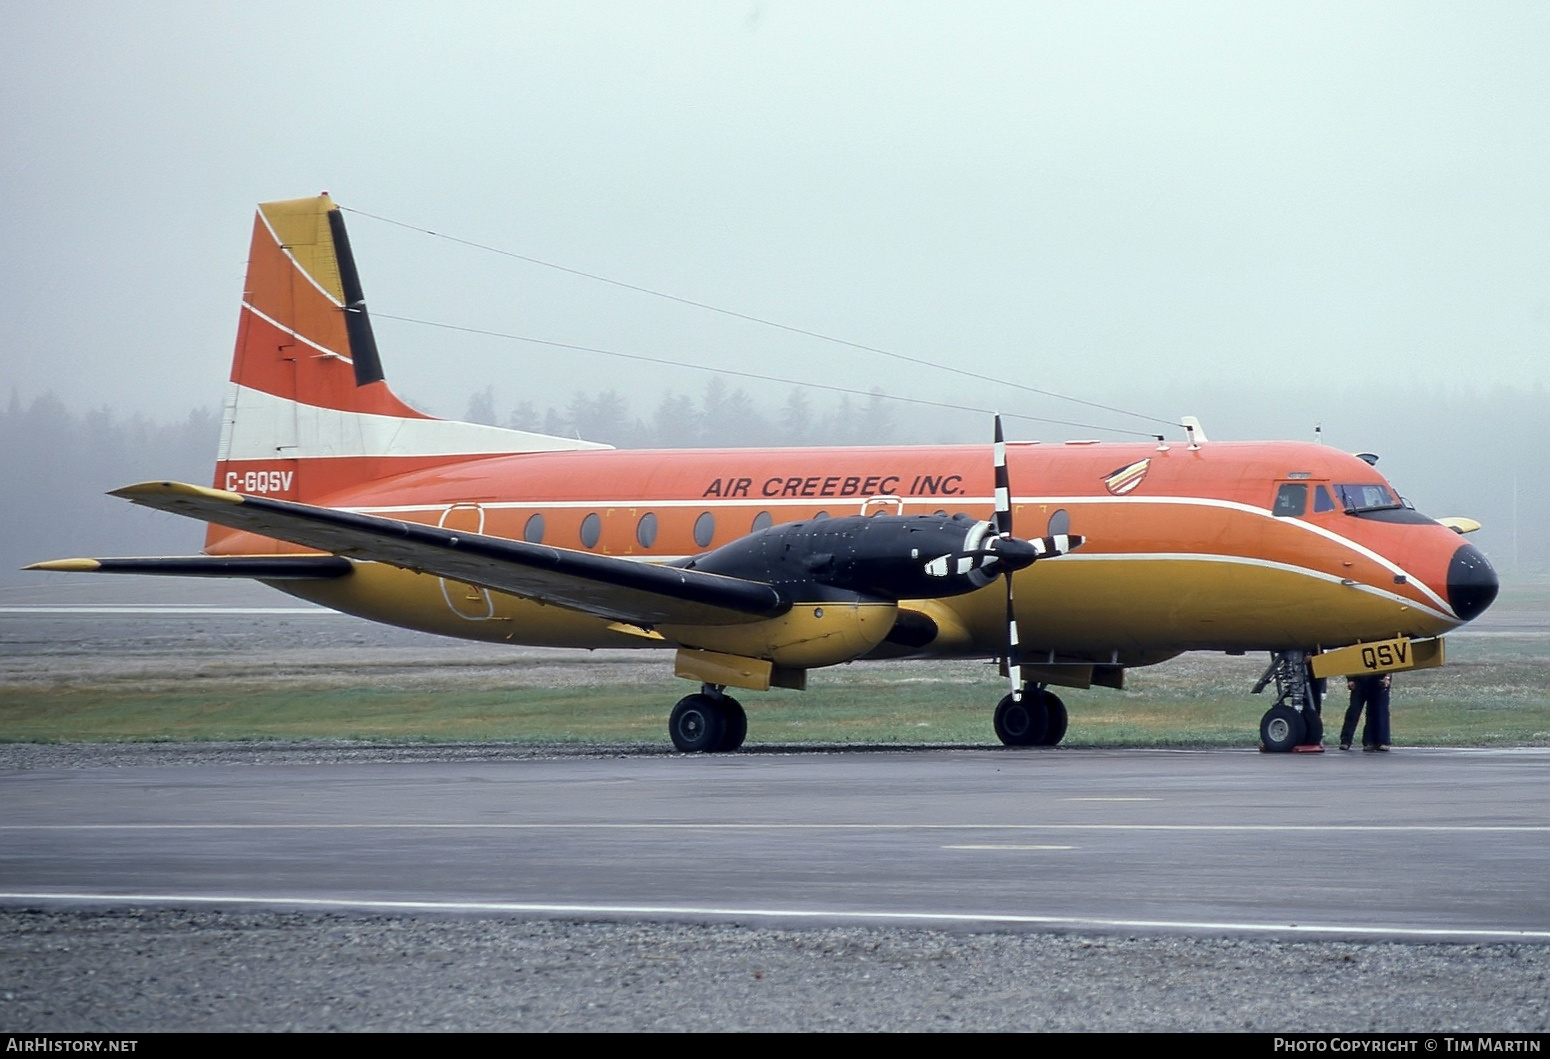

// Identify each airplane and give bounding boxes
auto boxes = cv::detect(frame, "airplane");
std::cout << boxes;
[28,193,1501,753]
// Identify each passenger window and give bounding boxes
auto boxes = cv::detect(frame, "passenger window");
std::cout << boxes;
[580,513,601,549]
[693,512,716,548]
[1273,483,1308,517]
[1314,486,1336,513]
[1047,508,1070,536]
[751,511,773,533]
[636,512,658,548]
[523,513,545,543]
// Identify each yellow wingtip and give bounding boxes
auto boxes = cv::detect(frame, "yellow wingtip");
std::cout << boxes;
[110,481,245,504]
[1437,516,1483,535]
[23,559,104,573]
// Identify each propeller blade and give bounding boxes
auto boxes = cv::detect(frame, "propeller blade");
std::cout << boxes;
[993,414,1013,537]
[989,416,1087,707]
[1006,568,1023,703]
[992,415,1022,700]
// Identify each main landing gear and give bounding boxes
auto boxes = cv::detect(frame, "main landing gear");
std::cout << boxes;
[669,682,1075,752]
[993,687,1069,747]
[1253,649,1324,753]
[668,684,747,753]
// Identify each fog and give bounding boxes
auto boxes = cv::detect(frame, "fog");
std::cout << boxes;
[4,3,1548,584]
[2,380,1545,587]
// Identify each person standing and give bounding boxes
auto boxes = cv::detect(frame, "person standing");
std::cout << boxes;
[1340,673,1391,751]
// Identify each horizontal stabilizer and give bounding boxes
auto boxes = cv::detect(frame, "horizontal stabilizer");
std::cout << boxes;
[109,481,788,628]
[25,556,353,579]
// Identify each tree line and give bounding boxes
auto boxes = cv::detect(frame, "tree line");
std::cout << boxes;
[4,382,1546,584]
[467,379,909,449]
[1,393,219,583]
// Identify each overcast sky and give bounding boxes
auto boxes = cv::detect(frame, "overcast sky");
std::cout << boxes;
[4,1,1548,439]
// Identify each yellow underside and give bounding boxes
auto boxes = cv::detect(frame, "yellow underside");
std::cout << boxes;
[272,555,1457,670]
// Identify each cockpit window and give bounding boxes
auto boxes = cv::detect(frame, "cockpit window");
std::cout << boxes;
[1336,482,1436,525]
[1314,485,1337,513]
[1336,483,1397,513]
[1273,483,1308,517]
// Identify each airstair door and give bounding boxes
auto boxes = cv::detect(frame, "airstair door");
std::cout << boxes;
[437,503,495,620]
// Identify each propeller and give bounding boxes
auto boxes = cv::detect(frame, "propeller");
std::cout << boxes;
[915,417,1083,697]
[989,415,1083,703]
[993,416,1026,704]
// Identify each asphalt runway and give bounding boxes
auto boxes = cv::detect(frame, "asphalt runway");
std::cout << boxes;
[4,745,1548,941]
[5,581,1550,1028]
[3,576,1548,941]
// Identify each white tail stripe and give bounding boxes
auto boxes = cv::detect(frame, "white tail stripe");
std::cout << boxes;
[218,384,612,462]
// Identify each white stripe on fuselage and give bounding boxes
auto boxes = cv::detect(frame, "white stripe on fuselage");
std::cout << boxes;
[342,492,1454,618]
[1058,551,1455,623]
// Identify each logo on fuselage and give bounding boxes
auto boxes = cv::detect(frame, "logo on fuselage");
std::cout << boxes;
[1103,458,1151,496]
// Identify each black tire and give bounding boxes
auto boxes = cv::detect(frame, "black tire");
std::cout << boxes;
[1038,691,1068,746]
[718,696,747,752]
[1259,704,1306,753]
[994,692,1048,746]
[1300,707,1323,747]
[669,694,726,753]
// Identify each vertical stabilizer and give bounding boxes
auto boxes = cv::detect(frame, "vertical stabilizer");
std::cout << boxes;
[211,194,608,547]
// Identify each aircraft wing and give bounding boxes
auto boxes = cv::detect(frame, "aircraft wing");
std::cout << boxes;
[28,555,354,578]
[90,481,789,628]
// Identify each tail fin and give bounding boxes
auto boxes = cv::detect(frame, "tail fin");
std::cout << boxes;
[214,194,605,517]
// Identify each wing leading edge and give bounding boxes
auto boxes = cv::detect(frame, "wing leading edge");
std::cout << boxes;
[98,481,788,628]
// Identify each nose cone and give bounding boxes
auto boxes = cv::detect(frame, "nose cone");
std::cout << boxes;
[1447,543,1499,622]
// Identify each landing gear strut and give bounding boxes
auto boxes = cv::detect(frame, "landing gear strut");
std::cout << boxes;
[1253,650,1323,752]
[668,684,747,753]
[994,687,1068,747]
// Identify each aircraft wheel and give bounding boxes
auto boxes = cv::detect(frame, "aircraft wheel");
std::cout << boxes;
[669,694,727,753]
[1038,692,1068,746]
[719,696,747,752]
[1300,708,1324,747]
[1259,704,1306,753]
[994,692,1048,746]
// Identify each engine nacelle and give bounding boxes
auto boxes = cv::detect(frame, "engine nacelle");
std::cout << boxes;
[680,513,1077,603]
[660,599,899,670]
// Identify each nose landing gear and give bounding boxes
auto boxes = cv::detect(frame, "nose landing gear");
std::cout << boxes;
[1253,650,1324,752]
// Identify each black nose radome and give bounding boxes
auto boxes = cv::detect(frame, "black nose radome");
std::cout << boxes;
[1447,543,1499,622]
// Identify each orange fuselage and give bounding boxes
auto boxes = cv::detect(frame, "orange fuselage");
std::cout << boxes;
[210,437,1475,667]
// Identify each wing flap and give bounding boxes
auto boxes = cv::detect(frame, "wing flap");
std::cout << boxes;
[106,481,787,627]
